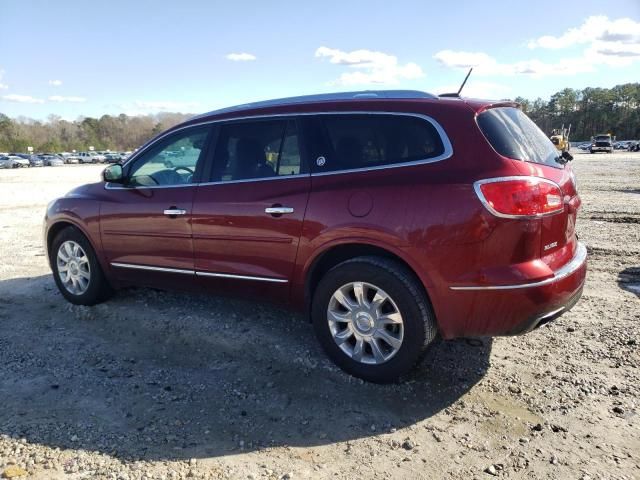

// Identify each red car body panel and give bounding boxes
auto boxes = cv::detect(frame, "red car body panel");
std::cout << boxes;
[44,95,587,339]
[191,176,311,303]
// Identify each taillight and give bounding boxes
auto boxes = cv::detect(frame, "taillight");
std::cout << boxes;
[474,176,564,218]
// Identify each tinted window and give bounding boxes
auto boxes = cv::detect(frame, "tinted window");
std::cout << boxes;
[477,107,561,168]
[127,127,209,186]
[317,114,444,172]
[211,119,301,182]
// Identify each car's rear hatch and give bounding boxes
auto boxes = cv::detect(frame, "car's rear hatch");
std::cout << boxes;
[476,106,580,271]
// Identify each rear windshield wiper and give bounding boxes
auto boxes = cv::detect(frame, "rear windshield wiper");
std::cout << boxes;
[555,151,573,165]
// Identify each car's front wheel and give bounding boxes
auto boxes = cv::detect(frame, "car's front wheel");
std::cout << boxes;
[312,256,437,383]
[51,226,113,305]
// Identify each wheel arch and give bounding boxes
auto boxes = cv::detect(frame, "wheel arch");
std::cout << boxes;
[302,241,435,320]
[46,219,102,270]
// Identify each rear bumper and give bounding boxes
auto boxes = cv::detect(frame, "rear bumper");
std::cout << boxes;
[434,243,587,338]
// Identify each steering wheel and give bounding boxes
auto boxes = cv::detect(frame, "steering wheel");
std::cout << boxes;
[173,166,194,183]
[174,166,194,175]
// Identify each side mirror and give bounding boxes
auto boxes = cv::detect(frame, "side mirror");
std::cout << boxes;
[102,164,124,183]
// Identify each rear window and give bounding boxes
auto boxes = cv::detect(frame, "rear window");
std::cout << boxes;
[477,107,561,168]
[318,114,445,172]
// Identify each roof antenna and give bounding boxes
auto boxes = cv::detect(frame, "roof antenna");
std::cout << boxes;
[439,68,473,98]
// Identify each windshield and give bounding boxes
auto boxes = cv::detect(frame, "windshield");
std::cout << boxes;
[477,107,561,168]
[595,136,611,141]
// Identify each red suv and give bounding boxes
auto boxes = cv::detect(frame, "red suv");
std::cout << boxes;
[44,91,587,382]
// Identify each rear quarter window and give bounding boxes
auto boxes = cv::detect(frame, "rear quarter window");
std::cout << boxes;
[317,114,445,172]
[477,107,561,168]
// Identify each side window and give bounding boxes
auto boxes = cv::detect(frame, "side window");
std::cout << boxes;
[319,114,445,172]
[211,119,302,182]
[127,128,210,187]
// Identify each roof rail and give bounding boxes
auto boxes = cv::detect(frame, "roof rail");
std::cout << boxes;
[193,90,437,119]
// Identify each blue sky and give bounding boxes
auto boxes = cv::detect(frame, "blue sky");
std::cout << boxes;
[1,0,639,120]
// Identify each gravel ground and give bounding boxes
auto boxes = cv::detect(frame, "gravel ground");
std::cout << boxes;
[0,153,638,480]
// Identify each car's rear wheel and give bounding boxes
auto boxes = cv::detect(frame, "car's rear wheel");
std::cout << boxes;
[312,256,437,383]
[51,226,113,305]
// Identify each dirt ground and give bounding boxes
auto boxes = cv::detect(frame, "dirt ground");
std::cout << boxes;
[0,152,638,480]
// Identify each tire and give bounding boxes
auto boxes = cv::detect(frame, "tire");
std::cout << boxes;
[312,256,437,383]
[50,226,113,305]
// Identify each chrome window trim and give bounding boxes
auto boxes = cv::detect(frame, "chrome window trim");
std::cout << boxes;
[105,182,197,190]
[109,111,453,190]
[198,174,303,187]
[473,176,565,219]
[449,242,586,291]
[110,262,288,283]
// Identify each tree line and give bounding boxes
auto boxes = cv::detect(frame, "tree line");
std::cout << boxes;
[1,82,639,153]
[0,112,191,153]
[515,83,640,141]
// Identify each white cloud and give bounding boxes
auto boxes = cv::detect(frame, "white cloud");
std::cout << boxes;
[48,95,86,103]
[527,16,640,67]
[315,46,424,85]
[434,16,640,80]
[2,94,45,104]
[433,50,500,75]
[48,79,63,87]
[527,16,640,50]
[225,52,256,61]
[434,49,594,77]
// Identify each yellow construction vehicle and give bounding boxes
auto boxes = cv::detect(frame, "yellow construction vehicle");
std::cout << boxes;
[550,124,571,152]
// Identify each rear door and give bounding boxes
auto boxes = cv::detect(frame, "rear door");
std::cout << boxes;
[191,118,310,302]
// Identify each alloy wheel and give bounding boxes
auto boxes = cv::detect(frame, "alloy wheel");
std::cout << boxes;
[327,282,404,365]
[56,240,91,295]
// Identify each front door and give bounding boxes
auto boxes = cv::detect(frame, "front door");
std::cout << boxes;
[192,118,310,302]
[100,125,212,288]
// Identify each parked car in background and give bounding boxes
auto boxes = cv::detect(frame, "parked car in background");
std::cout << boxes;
[76,152,99,164]
[44,90,587,382]
[92,152,107,163]
[104,152,123,163]
[39,154,64,166]
[64,154,80,164]
[0,155,29,168]
[28,155,44,167]
[590,134,614,154]
[12,154,37,167]
[629,141,640,152]
[0,156,12,168]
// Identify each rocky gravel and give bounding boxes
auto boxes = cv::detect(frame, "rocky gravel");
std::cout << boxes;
[0,153,638,479]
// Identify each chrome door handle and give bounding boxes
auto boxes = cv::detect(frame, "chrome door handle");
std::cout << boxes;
[164,208,186,216]
[265,207,294,215]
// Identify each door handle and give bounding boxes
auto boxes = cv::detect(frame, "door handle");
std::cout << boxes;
[164,208,187,216]
[265,206,294,215]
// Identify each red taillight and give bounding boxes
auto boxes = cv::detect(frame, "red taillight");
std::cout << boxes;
[475,177,564,217]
